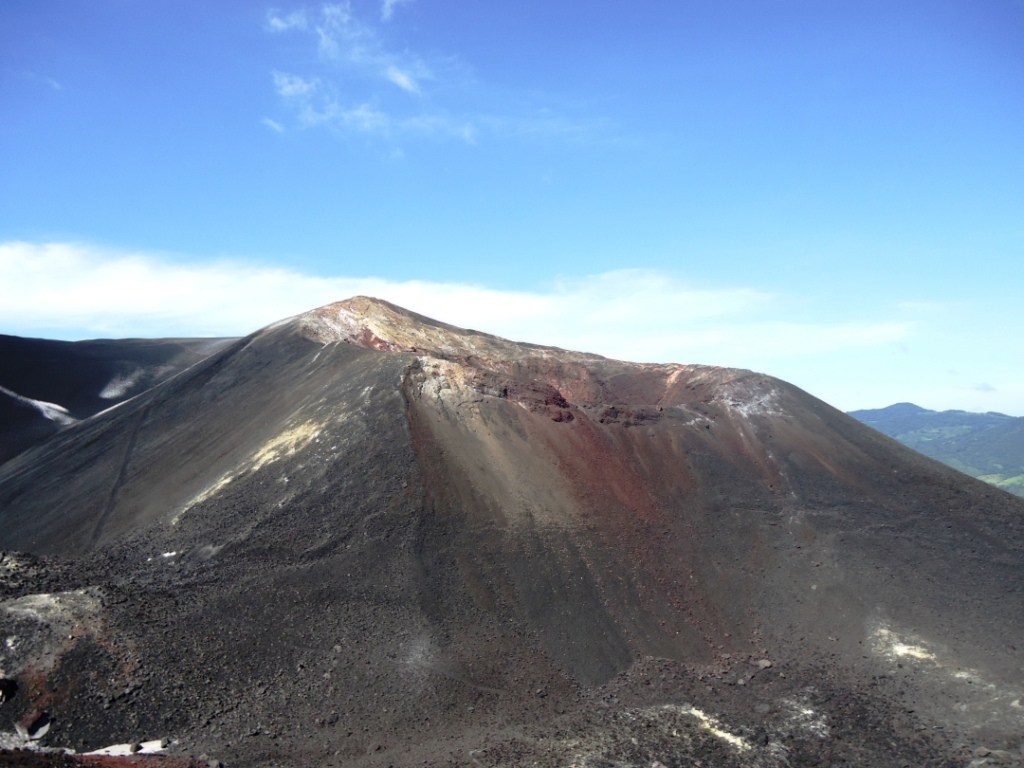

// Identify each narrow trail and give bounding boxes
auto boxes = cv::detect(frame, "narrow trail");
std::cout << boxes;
[90,404,149,550]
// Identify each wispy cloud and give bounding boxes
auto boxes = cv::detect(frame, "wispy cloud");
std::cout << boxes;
[269,3,426,79]
[272,70,318,98]
[270,70,388,132]
[313,3,365,61]
[341,102,390,132]
[262,2,608,146]
[19,71,63,91]
[380,0,413,22]
[261,117,286,133]
[271,65,477,140]
[385,65,419,94]
[265,9,308,32]
[265,3,441,137]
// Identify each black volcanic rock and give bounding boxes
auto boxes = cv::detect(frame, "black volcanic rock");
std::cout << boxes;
[0,335,235,465]
[1,297,1023,767]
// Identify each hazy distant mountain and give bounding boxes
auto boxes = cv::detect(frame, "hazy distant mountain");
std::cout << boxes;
[2,299,1023,767]
[849,402,1024,497]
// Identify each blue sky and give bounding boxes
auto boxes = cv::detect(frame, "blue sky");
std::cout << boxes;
[2,0,1023,414]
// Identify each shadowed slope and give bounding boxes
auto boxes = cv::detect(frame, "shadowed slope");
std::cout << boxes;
[0,335,234,465]
[1,297,1023,767]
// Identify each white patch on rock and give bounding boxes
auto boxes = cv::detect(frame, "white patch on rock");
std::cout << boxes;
[175,419,326,524]
[872,625,937,662]
[3,590,100,629]
[0,385,76,425]
[677,705,751,752]
[99,368,144,399]
[717,381,784,419]
[1,590,102,685]
[249,421,322,471]
[778,696,830,738]
[85,738,167,755]
[298,305,364,345]
[870,620,1024,734]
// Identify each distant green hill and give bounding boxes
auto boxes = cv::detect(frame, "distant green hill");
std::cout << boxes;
[848,402,1024,497]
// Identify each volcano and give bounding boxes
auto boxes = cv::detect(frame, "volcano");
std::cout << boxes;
[1,297,1022,767]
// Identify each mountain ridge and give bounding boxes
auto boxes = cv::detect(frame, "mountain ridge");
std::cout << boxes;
[850,401,1024,496]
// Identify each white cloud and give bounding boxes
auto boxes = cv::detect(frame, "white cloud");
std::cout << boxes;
[299,2,387,68]
[385,65,419,94]
[10,240,1019,414]
[264,3,599,146]
[261,117,286,133]
[266,4,444,138]
[270,66,475,139]
[342,102,390,132]
[381,0,413,22]
[402,114,477,143]
[0,241,902,360]
[272,70,318,98]
[266,9,309,32]
[315,2,361,60]
[19,71,63,91]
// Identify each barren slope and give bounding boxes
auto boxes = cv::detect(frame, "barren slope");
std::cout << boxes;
[1,297,1022,767]
[0,335,234,465]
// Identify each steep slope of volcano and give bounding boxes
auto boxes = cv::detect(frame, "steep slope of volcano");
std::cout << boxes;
[2,297,1023,768]
[0,335,234,465]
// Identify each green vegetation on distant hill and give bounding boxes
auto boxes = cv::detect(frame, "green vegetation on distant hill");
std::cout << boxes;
[848,402,1024,497]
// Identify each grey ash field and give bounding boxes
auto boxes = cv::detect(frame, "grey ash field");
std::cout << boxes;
[1,297,1023,767]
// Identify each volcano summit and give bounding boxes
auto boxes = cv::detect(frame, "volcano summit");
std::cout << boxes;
[1,297,1022,767]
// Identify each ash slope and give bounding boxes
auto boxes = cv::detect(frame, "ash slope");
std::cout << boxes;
[2,297,1023,768]
[0,334,235,465]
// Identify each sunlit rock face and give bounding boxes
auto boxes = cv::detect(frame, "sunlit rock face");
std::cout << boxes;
[1,297,1022,767]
